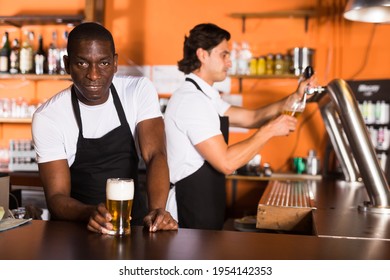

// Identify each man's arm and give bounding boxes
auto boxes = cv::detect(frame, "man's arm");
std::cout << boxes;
[226,101,285,128]
[195,114,297,175]
[38,160,112,233]
[226,75,316,128]
[137,117,178,231]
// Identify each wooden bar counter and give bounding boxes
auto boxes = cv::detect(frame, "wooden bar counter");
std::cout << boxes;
[1,219,390,260]
[1,178,390,260]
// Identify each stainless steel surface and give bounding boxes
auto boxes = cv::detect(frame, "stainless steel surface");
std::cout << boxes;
[311,179,390,240]
[288,47,315,76]
[261,181,315,208]
[306,86,326,95]
[318,79,390,212]
[320,102,361,182]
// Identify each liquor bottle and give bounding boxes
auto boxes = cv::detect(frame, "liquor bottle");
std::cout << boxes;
[0,31,11,73]
[47,31,59,74]
[265,53,274,75]
[9,38,20,74]
[34,34,46,75]
[58,30,68,74]
[274,53,284,75]
[228,41,238,75]
[237,41,252,75]
[19,31,34,74]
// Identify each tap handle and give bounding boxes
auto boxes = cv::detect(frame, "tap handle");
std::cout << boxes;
[303,66,314,79]
[302,66,326,95]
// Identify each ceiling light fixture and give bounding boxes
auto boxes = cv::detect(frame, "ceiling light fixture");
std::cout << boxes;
[344,0,390,23]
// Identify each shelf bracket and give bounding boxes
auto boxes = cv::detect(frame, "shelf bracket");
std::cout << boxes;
[241,16,246,33]
[304,15,309,33]
[238,78,243,93]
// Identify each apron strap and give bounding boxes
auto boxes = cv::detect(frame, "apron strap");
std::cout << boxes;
[71,86,83,133]
[185,77,204,93]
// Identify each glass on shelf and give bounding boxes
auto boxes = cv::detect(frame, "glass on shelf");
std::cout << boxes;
[0,97,38,119]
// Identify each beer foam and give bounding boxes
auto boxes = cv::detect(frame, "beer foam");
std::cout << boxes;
[106,179,134,200]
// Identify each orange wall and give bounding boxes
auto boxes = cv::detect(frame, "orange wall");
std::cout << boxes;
[104,0,390,170]
[104,0,390,213]
[1,1,390,210]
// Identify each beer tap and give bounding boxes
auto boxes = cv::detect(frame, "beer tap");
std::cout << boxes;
[303,66,327,95]
[284,66,325,117]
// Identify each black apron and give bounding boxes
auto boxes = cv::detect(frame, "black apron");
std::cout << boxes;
[175,77,229,230]
[70,84,147,225]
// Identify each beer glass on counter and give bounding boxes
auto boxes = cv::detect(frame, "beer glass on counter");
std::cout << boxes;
[106,178,134,235]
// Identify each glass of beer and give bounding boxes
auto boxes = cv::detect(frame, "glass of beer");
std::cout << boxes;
[282,94,305,118]
[106,178,134,235]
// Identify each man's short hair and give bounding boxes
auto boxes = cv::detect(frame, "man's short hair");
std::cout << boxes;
[67,22,116,57]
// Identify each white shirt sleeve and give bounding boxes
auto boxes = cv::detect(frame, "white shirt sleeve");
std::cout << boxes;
[32,111,68,164]
[176,95,221,146]
[128,76,162,126]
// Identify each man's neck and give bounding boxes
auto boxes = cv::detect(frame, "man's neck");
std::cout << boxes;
[191,70,213,86]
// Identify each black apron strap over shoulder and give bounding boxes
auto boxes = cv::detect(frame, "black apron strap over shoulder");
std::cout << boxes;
[174,77,230,230]
[185,77,229,143]
[185,77,202,92]
[71,86,83,133]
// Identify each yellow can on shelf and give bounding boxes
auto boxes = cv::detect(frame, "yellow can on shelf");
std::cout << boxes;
[257,56,266,75]
[249,57,258,75]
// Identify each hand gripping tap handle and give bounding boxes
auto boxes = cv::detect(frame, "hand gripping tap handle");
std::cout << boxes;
[301,66,326,95]
[296,66,314,108]
[303,66,314,79]
[298,66,314,83]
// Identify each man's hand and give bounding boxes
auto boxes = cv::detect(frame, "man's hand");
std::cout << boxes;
[296,71,318,100]
[87,203,114,234]
[263,114,298,137]
[144,208,178,232]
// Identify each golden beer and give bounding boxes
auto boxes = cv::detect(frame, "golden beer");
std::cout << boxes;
[106,178,134,235]
[282,110,302,118]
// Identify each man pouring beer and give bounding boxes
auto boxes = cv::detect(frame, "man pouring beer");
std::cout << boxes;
[164,23,316,230]
[32,22,178,233]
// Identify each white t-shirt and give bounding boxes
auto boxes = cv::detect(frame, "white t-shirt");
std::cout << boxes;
[164,73,231,184]
[32,75,162,166]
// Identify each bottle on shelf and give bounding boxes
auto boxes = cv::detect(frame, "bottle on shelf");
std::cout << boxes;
[257,56,266,75]
[306,149,320,175]
[237,41,252,75]
[274,53,284,75]
[9,38,20,74]
[283,53,293,75]
[58,30,68,74]
[34,34,46,75]
[19,31,34,74]
[265,53,274,75]
[0,31,11,73]
[47,31,59,75]
[228,41,239,75]
[249,56,258,75]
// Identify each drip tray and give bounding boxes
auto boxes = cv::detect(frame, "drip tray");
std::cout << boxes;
[256,180,317,235]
